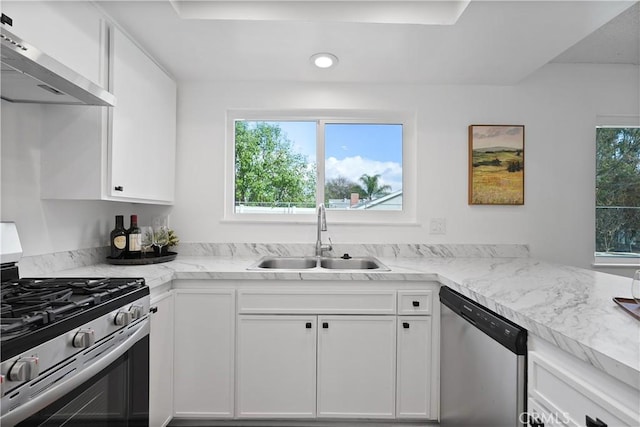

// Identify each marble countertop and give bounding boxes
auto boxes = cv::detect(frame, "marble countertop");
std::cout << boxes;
[44,254,640,390]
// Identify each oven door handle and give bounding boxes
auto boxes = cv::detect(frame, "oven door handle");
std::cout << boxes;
[1,319,150,426]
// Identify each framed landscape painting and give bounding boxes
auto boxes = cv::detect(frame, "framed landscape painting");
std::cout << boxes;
[468,125,524,205]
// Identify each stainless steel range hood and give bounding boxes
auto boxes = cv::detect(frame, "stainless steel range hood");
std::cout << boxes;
[1,26,115,106]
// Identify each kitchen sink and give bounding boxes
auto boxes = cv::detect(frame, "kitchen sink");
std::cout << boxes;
[248,256,389,271]
[250,256,318,270]
[319,257,389,270]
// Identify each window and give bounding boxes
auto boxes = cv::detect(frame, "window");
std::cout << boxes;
[595,126,640,262]
[226,110,415,223]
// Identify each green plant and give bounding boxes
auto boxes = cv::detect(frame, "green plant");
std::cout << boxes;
[167,229,180,248]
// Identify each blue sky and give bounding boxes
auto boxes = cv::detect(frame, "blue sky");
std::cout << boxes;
[273,121,403,193]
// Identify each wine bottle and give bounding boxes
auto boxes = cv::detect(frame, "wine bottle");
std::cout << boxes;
[110,215,126,259]
[126,214,142,258]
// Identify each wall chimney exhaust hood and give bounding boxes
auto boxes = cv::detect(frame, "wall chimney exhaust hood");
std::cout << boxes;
[1,26,116,106]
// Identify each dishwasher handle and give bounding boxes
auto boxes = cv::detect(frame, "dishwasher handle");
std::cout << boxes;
[439,286,527,355]
[459,311,477,326]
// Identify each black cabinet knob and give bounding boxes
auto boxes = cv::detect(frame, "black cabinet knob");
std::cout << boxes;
[114,186,124,192]
[529,415,544,427]
[412,301,420,307]
[322,322,329,329]
[150,306,158,314]
[305,322,312,329]
[403,322,410,329]
[586,416,607,427]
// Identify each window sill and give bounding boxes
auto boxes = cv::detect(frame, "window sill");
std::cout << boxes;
[592,263,640,268]
[220,217,421,227]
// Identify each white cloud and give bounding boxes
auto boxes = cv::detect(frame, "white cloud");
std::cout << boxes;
[325,156,402,193]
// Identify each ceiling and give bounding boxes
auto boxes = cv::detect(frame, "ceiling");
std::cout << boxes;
[96,1,639,85]
[551,1,639,66]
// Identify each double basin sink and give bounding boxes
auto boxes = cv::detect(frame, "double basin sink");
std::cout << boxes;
[248,255,389,271]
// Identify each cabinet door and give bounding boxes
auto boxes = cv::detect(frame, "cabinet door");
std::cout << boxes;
[174,290,235,418]
[109,26,176,203]
[317,315,396,418]
[1,1,105,84]
[236,315,317,418]
[396,316,432,419]
[149,291,174,427]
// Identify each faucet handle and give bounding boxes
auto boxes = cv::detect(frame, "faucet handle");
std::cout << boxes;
[324,237,333,254]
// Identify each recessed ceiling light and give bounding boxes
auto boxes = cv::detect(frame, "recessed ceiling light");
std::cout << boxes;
[310,53,338,69]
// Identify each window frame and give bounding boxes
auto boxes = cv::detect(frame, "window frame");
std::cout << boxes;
[593,115,640,266]
[224,109,417,225]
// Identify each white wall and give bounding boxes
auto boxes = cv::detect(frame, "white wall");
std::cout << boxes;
[172,63,639,271]
[0,101,171,257]
[1,63,638,272]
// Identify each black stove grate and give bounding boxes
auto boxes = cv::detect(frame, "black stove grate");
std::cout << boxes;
[0,277,148,361]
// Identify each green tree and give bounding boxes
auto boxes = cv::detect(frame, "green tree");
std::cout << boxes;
[235,122,316,207]
[356,173,392,200]
[325,176,359,202]
[596,128,640,252]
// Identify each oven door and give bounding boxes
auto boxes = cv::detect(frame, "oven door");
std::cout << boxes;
[3,320,149,427]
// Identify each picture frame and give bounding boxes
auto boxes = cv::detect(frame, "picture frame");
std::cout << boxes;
[468,125,525,205]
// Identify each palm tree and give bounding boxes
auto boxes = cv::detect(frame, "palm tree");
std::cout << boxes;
[357,173,392,200]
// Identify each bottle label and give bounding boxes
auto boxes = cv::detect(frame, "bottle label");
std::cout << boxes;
[129,233,141,251]
[114,236,126,250]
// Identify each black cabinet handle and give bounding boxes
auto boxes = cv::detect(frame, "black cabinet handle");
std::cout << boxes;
[322,322,329,329]
[403,322,410,329]
[412,301,420,307]
[150,306,158,314]
[586,416,607,427]
[529,415,544,427]
[114,186,124,192]
[305,322,312,329]
[1,13,13,26]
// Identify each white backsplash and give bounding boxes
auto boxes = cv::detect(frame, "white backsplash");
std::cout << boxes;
[17,243,529,276]
[177,243,530,258]
[19,247,109,277]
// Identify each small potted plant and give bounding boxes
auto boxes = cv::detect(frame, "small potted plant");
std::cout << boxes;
[166,228,180,253]
[153,227,180,256]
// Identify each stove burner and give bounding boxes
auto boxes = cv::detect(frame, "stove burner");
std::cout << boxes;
[0,277,146,345]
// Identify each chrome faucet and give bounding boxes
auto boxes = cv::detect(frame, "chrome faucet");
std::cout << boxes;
[315,203,332,256]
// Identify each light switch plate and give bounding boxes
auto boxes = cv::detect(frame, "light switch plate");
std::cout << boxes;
[429,218,446,235]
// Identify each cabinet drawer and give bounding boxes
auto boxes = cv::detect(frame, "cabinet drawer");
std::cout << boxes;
[237,290,396,314]
[527,398,578,427]
[397,291,432,315]
[528,351,638,426]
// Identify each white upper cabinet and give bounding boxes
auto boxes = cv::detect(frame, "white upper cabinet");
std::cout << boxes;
[40,17,177,205]
[108,26,176,203]
[1,1,104,85]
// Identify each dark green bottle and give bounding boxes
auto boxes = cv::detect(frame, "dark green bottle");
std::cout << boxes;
[110,215,126,259]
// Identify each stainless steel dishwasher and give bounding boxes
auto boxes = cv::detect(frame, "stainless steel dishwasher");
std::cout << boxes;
[440,286,527,427]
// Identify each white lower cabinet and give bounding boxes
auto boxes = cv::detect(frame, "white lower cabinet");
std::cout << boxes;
[396,316,432,419]
[149,291,174,427]
[169,284,438,423]
[317,315,397,418]
[236,315,317,418]
[527,398,576,427]
[528,336,639,427]
[234,286,439,421]
[236,314,397,419]
[173,289,235,418]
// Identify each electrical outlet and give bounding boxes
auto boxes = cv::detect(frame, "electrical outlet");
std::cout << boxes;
[430,218,446,235]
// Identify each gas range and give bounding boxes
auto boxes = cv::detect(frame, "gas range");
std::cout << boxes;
[1,275,148,361]
[0,222,150,426]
